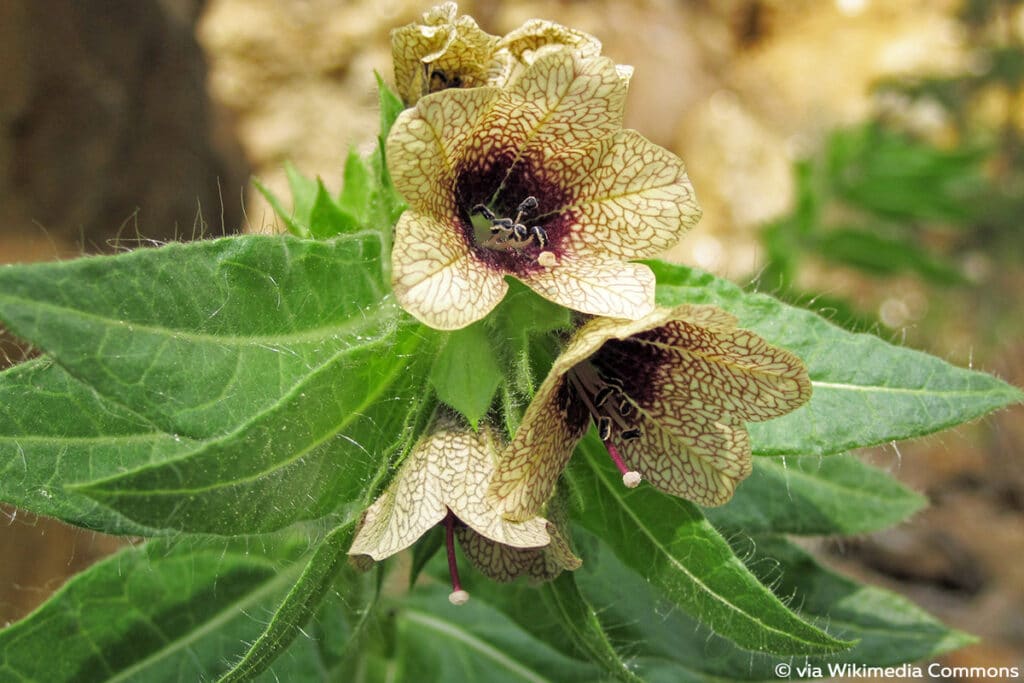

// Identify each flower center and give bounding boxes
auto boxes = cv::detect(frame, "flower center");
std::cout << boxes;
[470,196,548,252]
[566,364,643,488]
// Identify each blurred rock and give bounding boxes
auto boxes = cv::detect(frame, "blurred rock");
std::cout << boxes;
[0,0,247,254]
[197,0,428,231]
[0,0,247,625]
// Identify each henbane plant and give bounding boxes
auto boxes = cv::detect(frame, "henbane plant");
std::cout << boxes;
[0,3,1021,681]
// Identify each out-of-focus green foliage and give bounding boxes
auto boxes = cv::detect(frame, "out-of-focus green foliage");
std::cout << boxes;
[759,0,1024,331]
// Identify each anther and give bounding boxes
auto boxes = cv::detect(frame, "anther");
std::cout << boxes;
[594,386,615,408]
[597,416,612,441]
[621,428,642,441]
[471,204,496,221]
[513,223,530,241]
[618,399,634,417]
[517,196,539,214]
[531,225,548,249]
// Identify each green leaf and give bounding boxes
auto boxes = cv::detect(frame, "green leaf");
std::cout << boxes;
[370,72,409,243]
[409,525,444,589]
[428,546,641,683]
[338,147,373,224]
[430,322,504,427]
[706,454,927,536]
[0,359,192,535]
[72,320,431,534]
[574,528,972,681]
[490,280,572,427]
[540,573,644,683]
[389,587,606,682]
[0,235,434,534]
[285,161,319,224]
[825,124,987,223]
[309,178,361,238]
[813,227,967,285]
[736,535,976,666]
[568,432,851,656]
[650,260,1024,455]
[218,522,357,682]
[253,175,309,238]
[0,533,314,682]
[376,71,404,138]
[0,235,388,439]
[492,280,572,342]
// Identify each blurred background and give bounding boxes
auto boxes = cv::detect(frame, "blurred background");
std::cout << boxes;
[1,0,1022,677]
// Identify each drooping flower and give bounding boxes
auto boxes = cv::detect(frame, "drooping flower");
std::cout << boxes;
[349,417,579,603]
[488,304,812,521]
[391,2,605,106]
[391,3,499,106]
[490,19,603,89]
[387,47,701,330]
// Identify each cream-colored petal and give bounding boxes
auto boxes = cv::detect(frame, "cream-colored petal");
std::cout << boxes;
[453,50,626,201]
[505,49,628,154]
[591,304,811,504]
[545,130,700,260]
[489,20,603,89]
[348,447,448,562]
[612,304,813,422]
[387,87,502,214]
[391,211,507,330]
[551,307,683,376]
[349,419,551,561]
[497,19,603,62]
[488,374,587,521]
[618,413,752,506]
[443,428,551,549]
[391,2,499,105]
[521,256,656,321]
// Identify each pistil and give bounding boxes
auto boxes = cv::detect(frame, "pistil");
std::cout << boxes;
[444,510,469,605]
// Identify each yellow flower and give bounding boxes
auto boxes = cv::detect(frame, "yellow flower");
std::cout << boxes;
[488,304,812,521]
[349,418,579,604]
[387,48,701,330]
[391,3,605,105]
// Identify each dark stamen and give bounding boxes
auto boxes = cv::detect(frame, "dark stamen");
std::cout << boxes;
[594,386,615,408]
[472,196,548,255]
[444,510,469,605]
[517,196,539,214]
[618,399,633,417]
[567,366,644,490]
[472,204,496,221]
[531,225,548,249]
